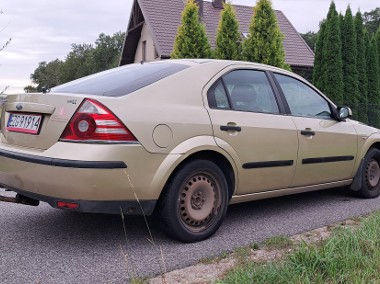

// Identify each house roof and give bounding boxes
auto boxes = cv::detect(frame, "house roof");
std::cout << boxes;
[120,0,314,68]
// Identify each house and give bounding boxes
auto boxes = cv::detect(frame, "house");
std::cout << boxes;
[119,0,314,75]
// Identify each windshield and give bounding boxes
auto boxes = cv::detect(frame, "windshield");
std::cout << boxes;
[51,62,189,97]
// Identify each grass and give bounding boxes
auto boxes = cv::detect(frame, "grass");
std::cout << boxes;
[263,235,293,250]
[218,212,380,283]
[234,246,251,264]
[129,278,147,284]
[201,251,230,265]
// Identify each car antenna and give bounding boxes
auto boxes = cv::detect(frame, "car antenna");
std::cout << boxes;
[41,86,51,94]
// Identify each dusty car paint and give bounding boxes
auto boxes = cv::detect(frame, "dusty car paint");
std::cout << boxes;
[1,59,380,242]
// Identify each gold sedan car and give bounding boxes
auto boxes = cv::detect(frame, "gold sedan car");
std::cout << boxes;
[1,60,380,242]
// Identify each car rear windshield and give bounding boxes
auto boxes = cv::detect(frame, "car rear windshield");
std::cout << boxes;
[51,62,190,97]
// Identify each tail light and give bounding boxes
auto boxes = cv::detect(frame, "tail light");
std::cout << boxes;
[57,201,79,209]
[60,99,137,143]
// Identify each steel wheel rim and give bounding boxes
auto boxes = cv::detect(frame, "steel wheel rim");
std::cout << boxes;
[178,172,222,233]
[366,159,380,189]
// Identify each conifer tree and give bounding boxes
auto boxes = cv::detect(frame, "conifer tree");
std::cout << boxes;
[367,37,380,127]
[313,21,327,92]
[364,28,371,65]
[215,3,241,60]
[341,6,359,112]
[171,0,211,59]
[242,0,290,70]
[375,27,380,66]
[321,2,344,103]
[339,13,344,28]
[364,29,370,52]
[355,11,368,123]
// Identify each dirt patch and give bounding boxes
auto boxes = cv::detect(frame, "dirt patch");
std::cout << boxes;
[148,218,362,284]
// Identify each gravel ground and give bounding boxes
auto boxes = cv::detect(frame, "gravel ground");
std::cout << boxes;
[1,187,380,283]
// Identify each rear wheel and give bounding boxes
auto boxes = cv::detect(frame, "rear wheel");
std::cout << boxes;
[357,148,380,198]
[158,160,229,242]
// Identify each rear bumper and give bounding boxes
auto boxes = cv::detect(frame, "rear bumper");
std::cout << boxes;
[0,148,127,169]
[0,142,171,213]
[1,184,156,215]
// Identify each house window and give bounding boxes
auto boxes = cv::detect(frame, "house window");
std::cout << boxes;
[142,40,147,62]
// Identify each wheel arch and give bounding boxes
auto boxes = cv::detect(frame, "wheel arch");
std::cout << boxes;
[367,142,380,152]
[351,142,380,191]
[181,150,235,199]
[157,150,236,205]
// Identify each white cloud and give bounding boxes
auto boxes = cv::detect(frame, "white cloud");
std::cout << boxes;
[1,0,130,94]
[0,50,35,60]
[0,78,32,94]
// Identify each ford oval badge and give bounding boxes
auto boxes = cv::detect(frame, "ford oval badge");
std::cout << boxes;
[16,104,23,110]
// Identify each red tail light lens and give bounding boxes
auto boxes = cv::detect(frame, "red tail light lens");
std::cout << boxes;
[57,201,79,209]
[60,99,137,142]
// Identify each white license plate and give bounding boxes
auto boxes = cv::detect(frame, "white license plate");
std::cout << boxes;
[6,113,42,134]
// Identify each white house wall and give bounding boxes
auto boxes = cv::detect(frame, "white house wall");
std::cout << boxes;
[134,23,158,63]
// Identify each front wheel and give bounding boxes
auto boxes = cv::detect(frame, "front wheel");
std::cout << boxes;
[357,148,380,198]
[158,160,229,242]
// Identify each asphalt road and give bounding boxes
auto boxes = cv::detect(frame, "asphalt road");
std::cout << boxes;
[1,187,380,283]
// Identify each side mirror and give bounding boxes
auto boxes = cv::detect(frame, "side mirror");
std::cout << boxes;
[337,106,352,121]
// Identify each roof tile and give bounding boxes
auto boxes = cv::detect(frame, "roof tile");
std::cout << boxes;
[127,0,314,67]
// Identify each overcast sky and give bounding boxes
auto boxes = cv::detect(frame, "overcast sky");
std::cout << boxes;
[0,0,376,94]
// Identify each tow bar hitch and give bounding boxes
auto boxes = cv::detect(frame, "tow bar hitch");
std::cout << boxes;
[0,193,39,206]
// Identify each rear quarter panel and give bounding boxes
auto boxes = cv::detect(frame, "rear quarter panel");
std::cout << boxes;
[98,63,228,155]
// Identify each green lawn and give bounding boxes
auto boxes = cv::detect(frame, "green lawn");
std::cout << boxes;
[219,212,380,283]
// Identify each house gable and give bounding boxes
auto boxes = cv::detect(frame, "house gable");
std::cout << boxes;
[120,0,145,64]
[134,23,159,63]
[120,0,314,69]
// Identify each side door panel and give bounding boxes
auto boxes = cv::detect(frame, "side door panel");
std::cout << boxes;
[205,68,298,195]
[292,117,357,187]
[209,111,298,194]
[272,73,358,187]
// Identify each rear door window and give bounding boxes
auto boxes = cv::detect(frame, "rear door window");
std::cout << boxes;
[208,70,279,114]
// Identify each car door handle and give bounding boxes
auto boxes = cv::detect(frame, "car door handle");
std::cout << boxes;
[301,129,315,136]
[220,125,242,132]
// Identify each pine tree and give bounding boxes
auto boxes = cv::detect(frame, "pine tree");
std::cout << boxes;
[242,0,290,70]
[364,28,370,51]
[375,27,380,67]
[355,11,368,123]
[367,37,380,127]
[339,13,344,29]
[313,20,327,92]
[341,6,359,113]
[171,0,211,59]
[214,3,241,60]
[321,2,344,103]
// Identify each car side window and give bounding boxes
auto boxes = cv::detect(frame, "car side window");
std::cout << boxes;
[208,70,279,114]
[207,79,231,109]
[274,73,332,118]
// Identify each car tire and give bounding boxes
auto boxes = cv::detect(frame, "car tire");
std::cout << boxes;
[158,159,229,243]
[357,148,380,198]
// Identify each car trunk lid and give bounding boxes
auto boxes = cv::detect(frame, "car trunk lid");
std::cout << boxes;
[1,93,84,150]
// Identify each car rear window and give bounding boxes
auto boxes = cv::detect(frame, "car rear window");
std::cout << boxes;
[51,62,190,97]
